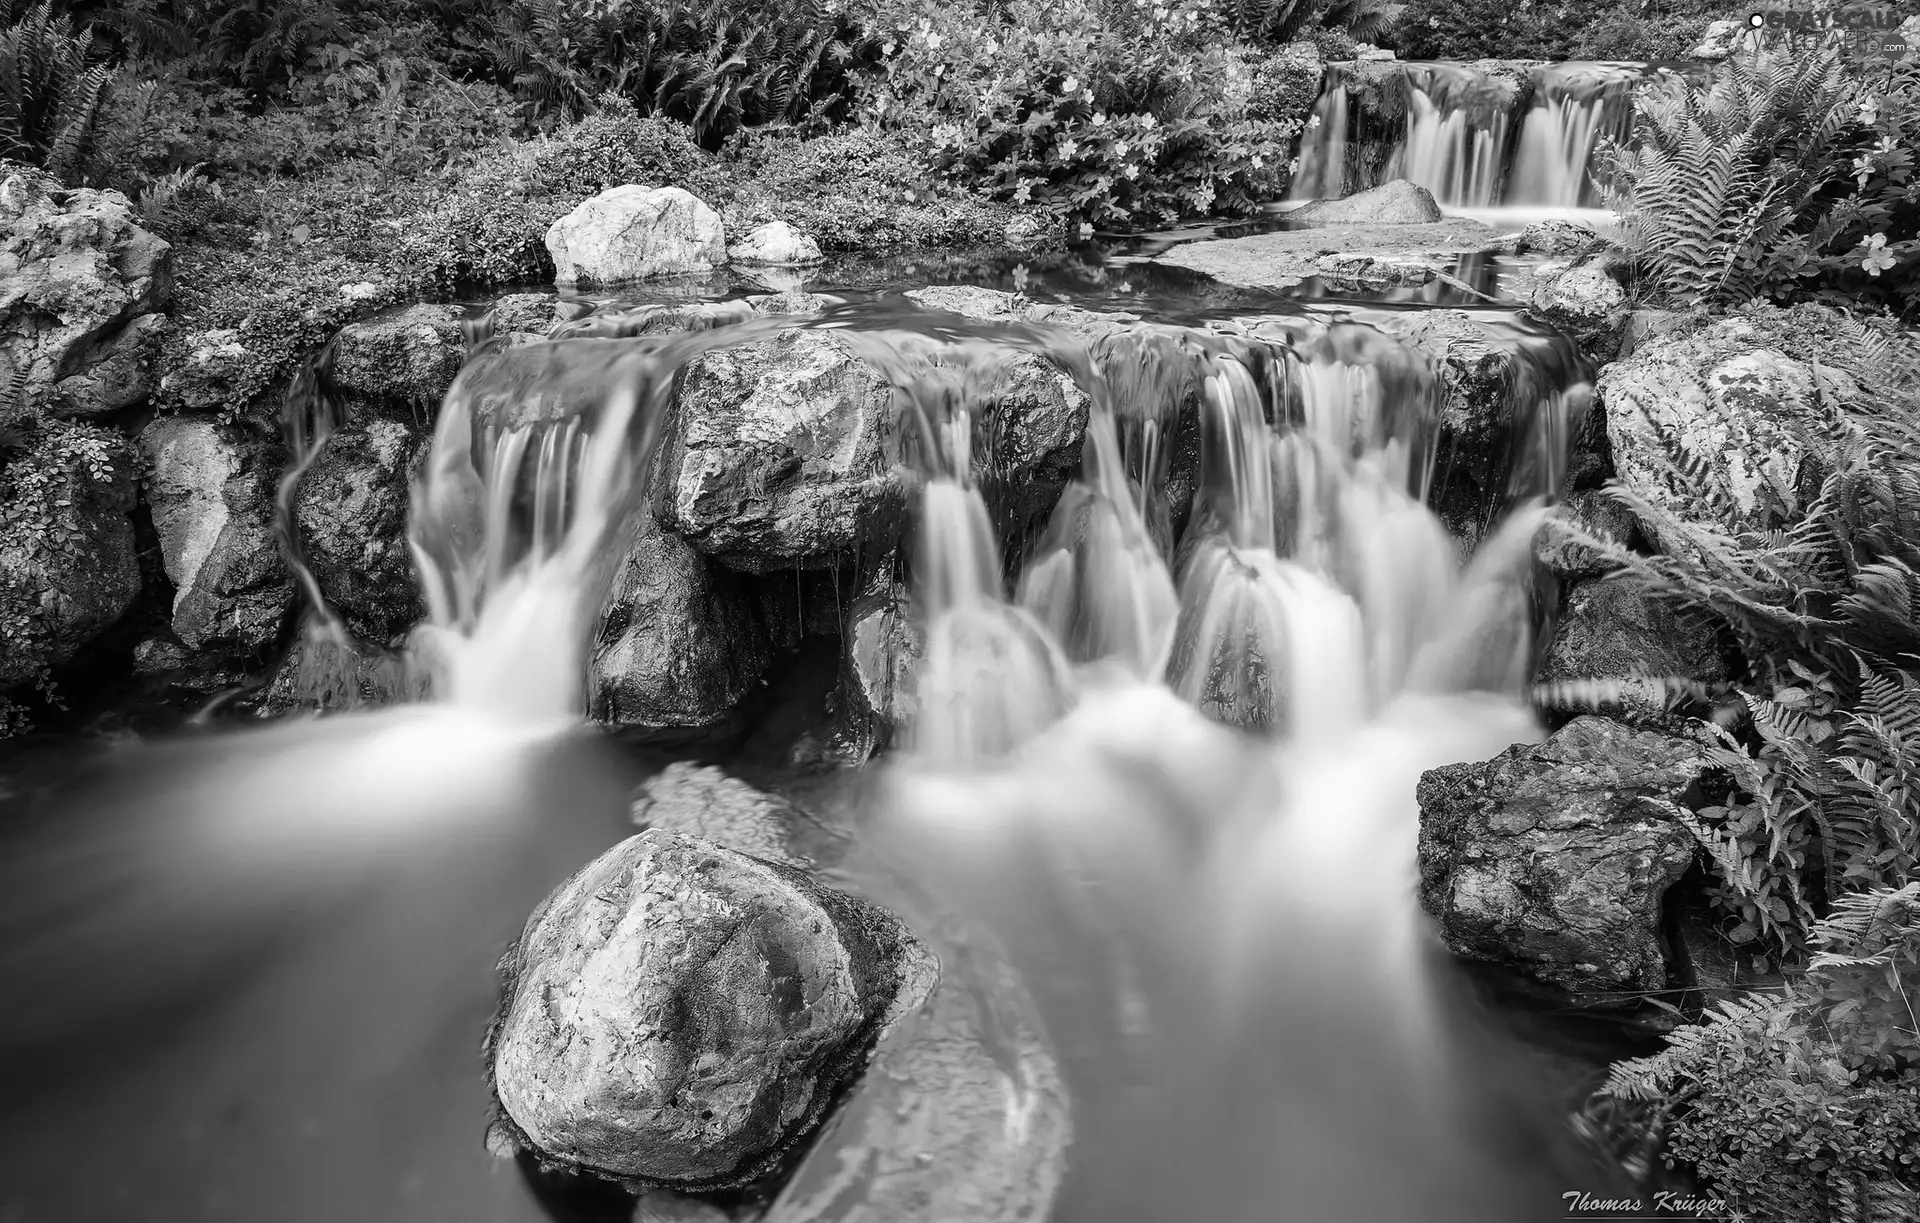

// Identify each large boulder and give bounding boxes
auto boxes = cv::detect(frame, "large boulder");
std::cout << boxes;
[587,508,770,732]
[546,186,726,288]
[139,418,294,658]
[1286,179,1444,226]
[661,330,900,571]
[490,829,934,1191]
[0,172,171,419]
[0,421,140,688]
[1417,716,1709,995]
[1600,319,1820,551]
[291,415,421,642]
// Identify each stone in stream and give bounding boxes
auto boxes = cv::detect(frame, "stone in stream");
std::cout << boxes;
[658,288,1086,572]
[489,829,935,1192]
[1285,179,1444,226]
[727,221,824,268]
[546,186,727,287]
[628,761,852,869]
[290,414,422,643]
[1417,715,1711,997]
[587,507,771,735]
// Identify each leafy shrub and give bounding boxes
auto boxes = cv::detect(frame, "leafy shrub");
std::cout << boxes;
[1214,0,1399,45]
[860,0,1298,227]
[0,0,114,180]
[464,0,866,144]
[1393,0,1732,61]
[1603,885,1920,1220]
[400,98,725,288]
[1604,45,1919,317]
[720,125,1022,253]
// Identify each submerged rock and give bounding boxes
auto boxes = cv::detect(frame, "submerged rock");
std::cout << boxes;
[546,186,726,287]
[588,508,770,732]
[490,829,934,1191]
[1418,716,1709,995]
[1515,219,1604,258]
[0,171,171,420]
[0,422,140,688]
[630,763,851,870]
[1286,179,1444,226]
[138,417,293,658]
[1152,218,1502,290]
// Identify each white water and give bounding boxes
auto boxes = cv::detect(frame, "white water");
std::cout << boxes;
[0,299,1615,1222]
[1290,60,1644,210]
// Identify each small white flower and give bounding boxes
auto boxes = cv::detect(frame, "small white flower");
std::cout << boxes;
[1124,164,1139,179]
[1307,113,1322,131]
[1093,112,1108,126]
[1252,154,1263,167]
[925,31,942,49]
[1140,113,1157,129]
[1059,138,1079,158]
[1063,75,1080,93]
[1115,141,1130,157]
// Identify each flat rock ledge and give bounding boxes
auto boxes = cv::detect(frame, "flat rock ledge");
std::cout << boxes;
[1153,219,1506,291]
[488,829,935,1194]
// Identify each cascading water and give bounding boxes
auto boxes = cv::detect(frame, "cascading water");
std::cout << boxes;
[1289,60,1646,210]
[0,288,1618,1222]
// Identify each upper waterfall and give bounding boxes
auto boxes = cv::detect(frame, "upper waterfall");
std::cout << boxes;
[1289,59,1647,209]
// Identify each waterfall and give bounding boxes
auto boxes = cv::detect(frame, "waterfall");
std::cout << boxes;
[0,292,1615,1222]
[1289,59,1646,210]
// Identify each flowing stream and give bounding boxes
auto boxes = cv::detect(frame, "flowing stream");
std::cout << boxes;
[0,289,1621,1221]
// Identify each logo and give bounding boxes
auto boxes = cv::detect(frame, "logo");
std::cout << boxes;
[1749,4,1913,60]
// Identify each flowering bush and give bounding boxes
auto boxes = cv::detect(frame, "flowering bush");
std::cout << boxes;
[857,0,1302,228]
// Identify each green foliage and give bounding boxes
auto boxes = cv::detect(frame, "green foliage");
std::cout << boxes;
[400,97,724,289]
[720,125,1021,253]
[1604,45,1920,317]
[463,0,865,144]
[0,416,127,702]
[1215,0,1399,45]
[1602,886,1920,1219]
[860,0,1298,228]
[0,0,114,180]
[1394,0,1733,60]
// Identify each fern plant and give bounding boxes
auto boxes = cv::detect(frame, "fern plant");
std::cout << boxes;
[465,0,862,145]
[1554,308,1920,952]
[1603,41,1920,317]
[0,0,114,181]
[1598,885,1920,1221]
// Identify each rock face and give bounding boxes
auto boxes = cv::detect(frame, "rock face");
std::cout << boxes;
[0,422,140,688]
[727,221,823,267]
[0,172,171,420]
[1600,320,1817,551]
[656,290,1086,573]
[1418,716,1709,994]
[1287,179,1444,226]
[490,829,933,1190]
[291,415,420,642]
[546,187,726,287]
[1538,576,1728,695]
[846,567,921,732]
[139,418,293,657]
[587,508,770,731]
[327,303,466,409]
